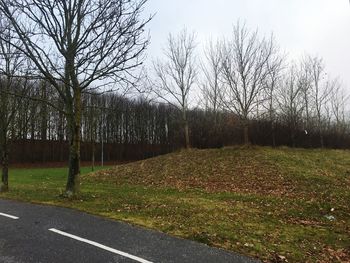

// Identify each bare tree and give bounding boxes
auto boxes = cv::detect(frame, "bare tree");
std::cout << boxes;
[306,56,330,148]
[297,58,313,133]
[0,15,27,192]
[262,51,284,147]
[151,29,197,149]
[221,23,277,144]
[330,80,349,135]
[200,39,223,122]
[0,0,151,195]
[277,64,305,147]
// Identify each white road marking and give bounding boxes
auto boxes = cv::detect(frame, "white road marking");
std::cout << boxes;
[0,212,19,220]
[48,228,153,263]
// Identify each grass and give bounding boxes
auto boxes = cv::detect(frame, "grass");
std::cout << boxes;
[1,146,350,262]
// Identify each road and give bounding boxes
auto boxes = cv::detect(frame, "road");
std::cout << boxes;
[0,199,259,263]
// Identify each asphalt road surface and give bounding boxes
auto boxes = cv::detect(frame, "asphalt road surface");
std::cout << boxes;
[0,199,259,263]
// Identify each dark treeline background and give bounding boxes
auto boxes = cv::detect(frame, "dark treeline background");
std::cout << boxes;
[4,84,350,164]
[2,24,350,165]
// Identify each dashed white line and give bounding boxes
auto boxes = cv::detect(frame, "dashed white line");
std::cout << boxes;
[0,212,19,220]
[48,228,153,263]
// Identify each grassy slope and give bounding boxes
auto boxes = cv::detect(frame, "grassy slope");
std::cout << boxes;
[1,146,350,262]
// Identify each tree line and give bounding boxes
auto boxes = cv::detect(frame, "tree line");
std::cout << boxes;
[148,24,349,149]
[0,0,348,195]
[1,75,349,156]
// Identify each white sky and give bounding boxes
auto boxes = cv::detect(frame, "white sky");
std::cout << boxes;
[144,0,350,90]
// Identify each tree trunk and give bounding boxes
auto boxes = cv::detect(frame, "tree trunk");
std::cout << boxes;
[65,89,81,196]
[291,128,296,148]
[243,119,250,145]
[184,121,190,149]
[182,109,190,149]
[271,121,276,148]
[320,132,324,149]
[0,139,9,192]
[40,82,48,141]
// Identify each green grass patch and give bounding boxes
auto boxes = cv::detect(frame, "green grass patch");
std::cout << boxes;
[1,146,350,262]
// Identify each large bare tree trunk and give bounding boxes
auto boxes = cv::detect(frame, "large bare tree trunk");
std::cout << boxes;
[65,90,81,195]
[243,119,250,145]
[0,137,9,192]
[183,110,190,149]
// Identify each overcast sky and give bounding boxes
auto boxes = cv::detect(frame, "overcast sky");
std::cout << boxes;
[144,0,350,89]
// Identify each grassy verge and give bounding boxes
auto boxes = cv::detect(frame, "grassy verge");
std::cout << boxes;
[1,146,350,262]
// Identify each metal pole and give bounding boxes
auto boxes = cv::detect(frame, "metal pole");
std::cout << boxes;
[101,127,104,167]
[101,108,104,167]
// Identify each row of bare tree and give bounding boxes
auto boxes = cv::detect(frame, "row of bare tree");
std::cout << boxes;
[0,78,348,152]
[148,24,349,149]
